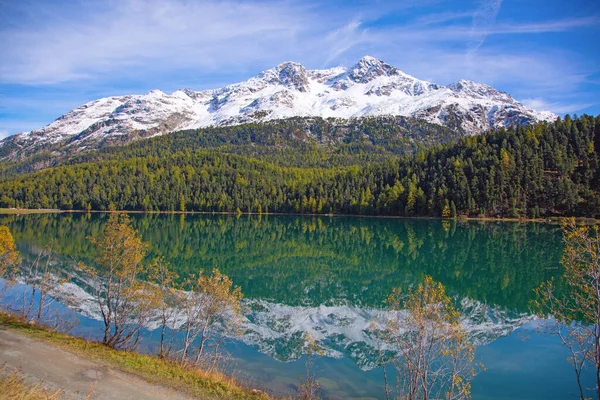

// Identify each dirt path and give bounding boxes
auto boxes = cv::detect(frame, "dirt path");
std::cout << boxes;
[0,327,196,400]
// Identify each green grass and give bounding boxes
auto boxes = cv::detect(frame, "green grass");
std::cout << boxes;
[0,313,274,400]
[0,208,63,214]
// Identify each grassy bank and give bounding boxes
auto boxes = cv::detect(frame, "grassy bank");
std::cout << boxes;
[0,208,63,214]
[0,312,273,400]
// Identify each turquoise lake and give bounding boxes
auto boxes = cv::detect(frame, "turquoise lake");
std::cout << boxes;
[0,212,594,399]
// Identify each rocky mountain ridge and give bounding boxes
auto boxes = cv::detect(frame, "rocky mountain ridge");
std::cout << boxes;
[0,56,556,161]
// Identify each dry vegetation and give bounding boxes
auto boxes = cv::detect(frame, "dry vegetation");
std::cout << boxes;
[0,365,64,400]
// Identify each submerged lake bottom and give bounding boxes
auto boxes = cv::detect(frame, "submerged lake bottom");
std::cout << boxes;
[0,212,595,399]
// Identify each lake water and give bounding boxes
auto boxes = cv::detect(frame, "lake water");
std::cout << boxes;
[0,213,594,399]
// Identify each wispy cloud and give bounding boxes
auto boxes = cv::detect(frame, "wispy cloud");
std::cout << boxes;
[0,119,49,137]
[322,21,374,66]
[2,0,597,83]
[521,97,595,114]
[468,0,503,55]
[485,17,598,34]
[2,0,595,86]
[414,11,473,26]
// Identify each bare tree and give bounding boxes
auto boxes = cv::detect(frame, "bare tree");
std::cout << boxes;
[385,276,480,400]
[14,242,59,321]
[298,332,323,400]
[0,226,78,332]
[368,321,391,400]
[178,269,243,370]
[148,257,181,358]
[535,218,600,400]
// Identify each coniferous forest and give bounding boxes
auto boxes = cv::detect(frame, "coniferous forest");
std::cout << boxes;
[0,114,598,218]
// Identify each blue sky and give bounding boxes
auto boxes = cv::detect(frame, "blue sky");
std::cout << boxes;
[0,0,598,138]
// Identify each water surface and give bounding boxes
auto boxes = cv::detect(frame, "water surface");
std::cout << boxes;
[0,213,592,399]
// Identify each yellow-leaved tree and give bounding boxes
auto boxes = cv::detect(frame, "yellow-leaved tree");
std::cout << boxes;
[0,225,20,278]
[80,213,154,348]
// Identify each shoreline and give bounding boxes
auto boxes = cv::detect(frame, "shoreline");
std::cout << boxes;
[0,207,597,224]
[0,208,600,224]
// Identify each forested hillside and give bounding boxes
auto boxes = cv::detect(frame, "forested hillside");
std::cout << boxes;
[0,116,460,178]
[0,115,598,218]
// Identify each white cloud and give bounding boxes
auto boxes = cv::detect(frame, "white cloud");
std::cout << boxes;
[521,97,595,114]
[322,20,373,66]
[414,11,473,26]
[486,17,598,35]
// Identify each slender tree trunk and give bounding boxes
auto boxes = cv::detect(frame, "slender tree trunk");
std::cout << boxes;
[102,270,114,345]
[194,329,208,366]
[36,289,44,321]
[159,312,167,358]
[101,300,111,345]
[576,369,585,400]
[381,360,390,400]
[208,336,226,374]
[181,319,192,364]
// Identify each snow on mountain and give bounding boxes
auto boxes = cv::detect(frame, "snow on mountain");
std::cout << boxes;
[0,56,557,161]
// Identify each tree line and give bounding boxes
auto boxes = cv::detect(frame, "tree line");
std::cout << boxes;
[0,115,598,218]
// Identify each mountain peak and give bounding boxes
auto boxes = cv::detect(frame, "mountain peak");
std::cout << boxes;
[349,56,399,83]
[357,55,384,65]
[277,62,309,92]
[276,60,303,69]
[258,61,310,92]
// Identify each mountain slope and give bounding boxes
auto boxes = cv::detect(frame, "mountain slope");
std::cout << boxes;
[0,56,555,161]
[0,116,464,178]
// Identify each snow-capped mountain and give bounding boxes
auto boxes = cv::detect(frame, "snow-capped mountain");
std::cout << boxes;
[0,56,556,161]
